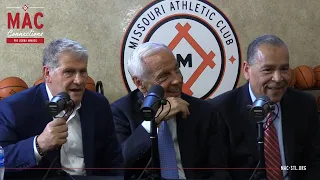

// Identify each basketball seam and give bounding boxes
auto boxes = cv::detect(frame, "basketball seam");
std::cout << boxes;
[0,86,28,90]
[298,67,309,88]
[307,66,315,85]
[295,84,302,89]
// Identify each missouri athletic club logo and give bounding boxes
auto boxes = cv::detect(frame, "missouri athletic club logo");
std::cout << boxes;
[121,0,241,99]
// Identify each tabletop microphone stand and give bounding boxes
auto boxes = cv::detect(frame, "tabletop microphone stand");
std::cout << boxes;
[247,95,275,180]
[147,115,163,180]
[254,121,267,180]
[139,85,166,180]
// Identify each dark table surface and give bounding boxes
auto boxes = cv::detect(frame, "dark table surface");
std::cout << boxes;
[21,176,124,180]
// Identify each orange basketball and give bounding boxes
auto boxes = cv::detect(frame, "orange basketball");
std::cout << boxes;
[288,68,296,87]
[86,76,95,92]
[34,77,45,86]
[313,65,320,89]
[0,77,28,100]
[293,65,315,89]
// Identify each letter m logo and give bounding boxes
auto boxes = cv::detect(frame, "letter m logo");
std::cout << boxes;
[177,54,192,67]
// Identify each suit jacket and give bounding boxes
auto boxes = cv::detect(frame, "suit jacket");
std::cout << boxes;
[208,83,320,180]
[0,83,123,179]
[111,89,231,180]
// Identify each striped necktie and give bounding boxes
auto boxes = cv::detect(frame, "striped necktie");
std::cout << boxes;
[158,121,179,179]
[264,112,283,180]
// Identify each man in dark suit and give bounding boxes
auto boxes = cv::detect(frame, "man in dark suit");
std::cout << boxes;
[208,34,320,180]
[0,38,123,179]
[111,42,230,179]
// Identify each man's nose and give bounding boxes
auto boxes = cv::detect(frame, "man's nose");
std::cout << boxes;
[73,73,85,85]
[272,71,283,82]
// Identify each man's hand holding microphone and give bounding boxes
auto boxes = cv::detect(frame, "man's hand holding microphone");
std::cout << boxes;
[37,92,74,155]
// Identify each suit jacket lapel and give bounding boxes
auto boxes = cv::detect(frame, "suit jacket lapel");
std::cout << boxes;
[176,94,194,178]
[280,91,295,172]
[78,91,94,175]
[37,83,54,126]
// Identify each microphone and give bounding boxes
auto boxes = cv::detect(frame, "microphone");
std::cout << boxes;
[247,96,275,180]
[42,92,75,179]
[248,95,275,123]
[46,92,75,118]
[140,85,165,121]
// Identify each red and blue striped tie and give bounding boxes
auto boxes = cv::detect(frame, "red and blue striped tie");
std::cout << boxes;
[264,112,283,180]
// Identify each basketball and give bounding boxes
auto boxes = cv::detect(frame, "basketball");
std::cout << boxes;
[0,77,28,100]
[86,76,95,92]
[288,68,296,87]
[293,65,315,89]
[313,65,320,88]
[34,77,45,86]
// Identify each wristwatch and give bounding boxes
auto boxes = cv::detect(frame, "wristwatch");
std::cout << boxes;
[35,136,45,156]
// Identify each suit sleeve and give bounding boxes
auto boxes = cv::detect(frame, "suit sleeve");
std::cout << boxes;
[305,95,320,180]
[111,104,151,169]
[207,111,232,180]
[0,106,37,171]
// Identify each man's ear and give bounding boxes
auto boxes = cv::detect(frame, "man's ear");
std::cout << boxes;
[243,61,251,80]
[43,66,51,83]
[132,77,147,94]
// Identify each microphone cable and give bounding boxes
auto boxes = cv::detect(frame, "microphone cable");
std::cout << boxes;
[154,99,171,124]
[137,157,152,180]
[248,161,260,180]
[41,153,58,180]
[264,103,279,130]
[41,150,76,180]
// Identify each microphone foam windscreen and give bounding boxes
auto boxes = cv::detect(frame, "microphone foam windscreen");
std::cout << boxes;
[148,85,165,99]
[257,95,270,102]
[57,92,71,99]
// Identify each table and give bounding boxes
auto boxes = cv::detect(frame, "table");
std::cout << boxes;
[23,176,124,180]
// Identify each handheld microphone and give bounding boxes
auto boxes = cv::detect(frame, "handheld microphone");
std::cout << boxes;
[42,92,75,180]
[46,92,75,118]
[248,95,275,123]
[140,85,165,121]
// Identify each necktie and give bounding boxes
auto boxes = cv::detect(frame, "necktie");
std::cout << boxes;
[264,112,283,180]
[158,121,179,179]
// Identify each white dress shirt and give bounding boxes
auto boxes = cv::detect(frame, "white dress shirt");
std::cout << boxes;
[33,84,86,175]
[248,83,288,179]
[142,118,186,179]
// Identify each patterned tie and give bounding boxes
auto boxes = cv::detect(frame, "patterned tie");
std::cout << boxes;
[264,112,283,180]
[158,121,179,179]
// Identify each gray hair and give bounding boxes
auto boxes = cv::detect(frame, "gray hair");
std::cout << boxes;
[127,42,171,79]
[247,34,287,65]
[43,38,88,71]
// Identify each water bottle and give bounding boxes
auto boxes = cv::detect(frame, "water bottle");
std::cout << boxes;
[0,146,4,180]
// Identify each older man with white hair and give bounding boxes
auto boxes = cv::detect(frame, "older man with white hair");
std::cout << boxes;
[111,42,231,180]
